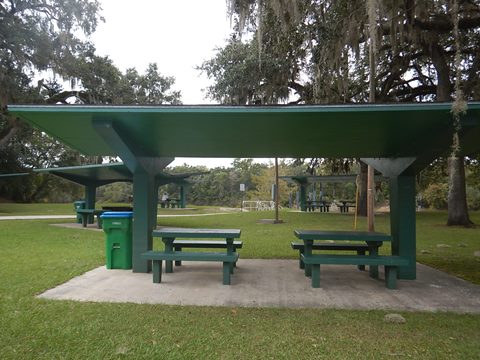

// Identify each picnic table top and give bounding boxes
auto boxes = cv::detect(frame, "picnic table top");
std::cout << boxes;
[153,227,241,238]
[294,230,392,241]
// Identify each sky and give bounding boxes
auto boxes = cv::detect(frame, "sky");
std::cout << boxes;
[90,0,273,168]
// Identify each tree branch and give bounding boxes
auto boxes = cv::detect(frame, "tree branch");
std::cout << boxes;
[0,111,22,149]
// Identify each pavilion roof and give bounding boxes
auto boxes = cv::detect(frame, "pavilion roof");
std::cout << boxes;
[8,103,480,173]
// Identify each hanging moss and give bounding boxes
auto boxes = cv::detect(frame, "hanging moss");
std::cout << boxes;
[451,0,468,157]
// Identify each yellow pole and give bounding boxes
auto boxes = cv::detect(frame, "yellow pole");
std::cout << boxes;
[275,157,279,223]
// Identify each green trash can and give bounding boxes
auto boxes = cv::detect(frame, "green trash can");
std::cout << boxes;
[101,211,133,269]
[73,200,86,224]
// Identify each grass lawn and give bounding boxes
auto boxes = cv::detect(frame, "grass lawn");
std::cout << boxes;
[0,209,479,358]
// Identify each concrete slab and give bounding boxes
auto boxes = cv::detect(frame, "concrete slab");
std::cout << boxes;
[38,260,480,313]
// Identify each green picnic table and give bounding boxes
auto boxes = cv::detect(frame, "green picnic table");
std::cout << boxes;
[143,227,242,285]
[338,201,355,213]
[306,200,331,212]
[294,230,409,289]
[76,209,105,228]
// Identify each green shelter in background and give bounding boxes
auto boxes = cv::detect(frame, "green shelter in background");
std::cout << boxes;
[33,162,203,213]
[9,103,480,281]
[280,175,384,211]
[1,163,203,221]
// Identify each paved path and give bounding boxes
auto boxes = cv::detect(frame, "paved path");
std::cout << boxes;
[0,215,76,220]
[0,213,234,221]
[38,260,480,313]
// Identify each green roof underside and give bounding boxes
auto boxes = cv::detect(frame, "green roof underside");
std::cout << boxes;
[34,163,132,185]
[281,175,387,183]
[9,104,480,161]
[280,175,360,185]
[33,163,202,186]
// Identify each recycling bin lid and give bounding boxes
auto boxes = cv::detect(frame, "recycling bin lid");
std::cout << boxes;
[100,211,133,219]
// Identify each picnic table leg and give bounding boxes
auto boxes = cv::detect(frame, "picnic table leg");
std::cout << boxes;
[357,249,366,271]
[226,238,234,274]
[81,213,88,228]
[163,237,175,273]
[152,260,162,283]
[299,248,305,269]
[311,264,320,288]
[304,240,313,277]
[368,241,380,279]
[96,214,103,229]
[385,266,398,289]
[174,245,182,266]
[222,261,231,285]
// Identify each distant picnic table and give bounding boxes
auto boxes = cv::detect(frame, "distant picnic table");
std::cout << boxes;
[306,200,331,212]
[76,209,105,228]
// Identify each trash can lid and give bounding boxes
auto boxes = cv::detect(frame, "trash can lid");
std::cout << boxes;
[100,211,133,219]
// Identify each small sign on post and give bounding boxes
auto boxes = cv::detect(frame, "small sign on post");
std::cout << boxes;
[240,184,246,192]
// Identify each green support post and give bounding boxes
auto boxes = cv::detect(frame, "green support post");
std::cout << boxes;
[179,185,186,208]
[85,184,96,224]
[92,119,174,274]
[389,175,416,280]
[132,171,156,273]
[153,183,160,228]
[299,184,307,212]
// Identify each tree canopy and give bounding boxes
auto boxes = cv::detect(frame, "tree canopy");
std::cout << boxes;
[219,0,480,104]
[206,0,480,224]
[0,0,181,202]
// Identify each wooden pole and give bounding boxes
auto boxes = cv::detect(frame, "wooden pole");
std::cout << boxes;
[367,165,375,231]
[354,176,359,230]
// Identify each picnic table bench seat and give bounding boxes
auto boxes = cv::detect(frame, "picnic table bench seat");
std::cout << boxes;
[301,254,409,289]
[141,250,239,285]
[291,241,371,270]
[173,240,243,266]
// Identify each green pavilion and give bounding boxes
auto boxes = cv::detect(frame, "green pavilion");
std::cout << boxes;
[8,103,480,280]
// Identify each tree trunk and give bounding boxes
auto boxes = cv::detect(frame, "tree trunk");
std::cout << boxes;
[357,162,368,217]
[447,156,473,227]
[0,114,21,150]
[427,42,472,226]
